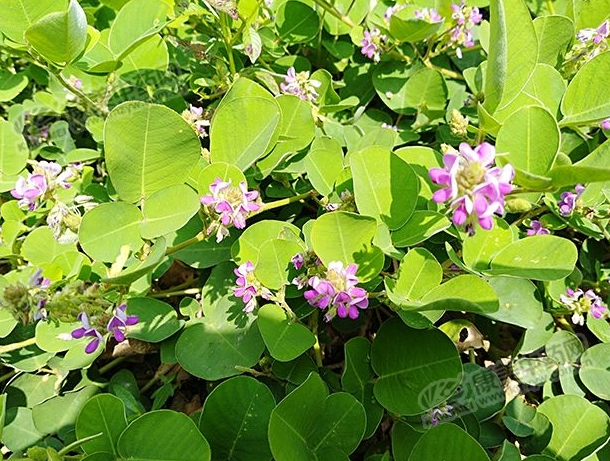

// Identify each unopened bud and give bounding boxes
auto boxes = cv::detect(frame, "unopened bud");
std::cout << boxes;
[449,109,469,137]
[504,198,532,213]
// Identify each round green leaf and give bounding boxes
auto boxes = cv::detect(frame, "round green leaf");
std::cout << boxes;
[25,0,87,64]
[5,373,56,408]
[561,52,610,126]
[408,423,490,461]
[104,101,201,203]
[415,275,499,314]
[385,248,442,304]
[125,297,182,343]
[199,376,275,461]
[102,236,167,285]
[231,220,301,265]
[0,119,29,175]
[175,296,265,380]
[462,218,513,271]
[79,202,144,263]
[391,211,451,247]
[389,9,445,42]
[452,363,505,422]
[254,239,303,290]
[303,136,344,196]
[371,318,462,415]
[35,320,80,353]
[269,373,366,461]
[21,227,77,265]
[117,410,210,461]
[350,147,419,230]
[2,407,44,453]
[276,1,319,44]
[534,15,574,67]
[580,343,610,400]
[537,395,610,461]
[496,106,559,177]
[32,386,99,435]
[488,235,577,280]
[0,72,28,102]
[485,277,543,329]
[76,394,127,455]
[0,0,62,44]
[257,304,315,362]
[197,162,245,195]
[140,185,200,239]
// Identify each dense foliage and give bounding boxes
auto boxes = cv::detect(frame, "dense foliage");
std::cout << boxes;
[1,0,610,460]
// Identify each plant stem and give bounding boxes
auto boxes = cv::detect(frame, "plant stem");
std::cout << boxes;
[98,357,127,374]
[423,59,465,80]
[311,0,356,28]
[310,314,323,368]
[259,190,318,212]
[0,337,37,354]
[53,71,109,116]
[150,288,201,298]
[165,232,206,256]
[546,0,555,14]
[58,434,104,456]
[0,369,17,383]
[220,14,237,75]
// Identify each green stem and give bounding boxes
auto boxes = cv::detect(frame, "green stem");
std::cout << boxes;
[592,217,610,242]
[259,190,318,212]
[309,314,323,368]
[220,14,237,75]
[58,433,104,456]
[546,0,556,14]
[165,232,206,256]
[53,71,109,116]
[0,369,17,383]
[150,288,201,298]
[555,315,575,333]
[0,337,37,355]
[311,0,356,28]
[234,366,271,378]
[98,357,126,374]
[423,59,465,80]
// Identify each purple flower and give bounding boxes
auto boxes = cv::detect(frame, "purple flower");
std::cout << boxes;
[280,67,322,102]
[448,1,482,58]
[414,7,442,23]
[422,404,454,427]
[11,174,47,210]
[182,104,210,138]
[71,312,104,354]
[233,261,270,313]
[593,20,610,44]
[303,261,369,321]
[384,4,405,22]
[28,269,50,289]
[361,29,386,62]
[526,220,550,236]
[601,119,610,131]
[200,178,261,242]
[291,253,304,270]
[107,303,138,342]
[558,184,585,216]
[429,142,514,235]
[560,288,607,325]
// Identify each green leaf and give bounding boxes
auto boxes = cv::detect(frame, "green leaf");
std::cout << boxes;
[537,395,610,461]
[408,424,490,461]
[341,337,373,394]
[197,162,246,195]
[547,165,610,188]
[140,185,201,239]
[303,136,344,196]
[104,101,201,203]
[560,52,610,126]
[232,220,301,265]
[117,410,211,461]
[391,211,451,247]
[488,235,577,280]
[350,147,419,230]
[323,0,368,35]
[484,0,538,115]
[268,373,366,461]
[32,386,99,435]
[415,275,500,314]
[0,119,29,175]
[79,202,143,263]
[2,407,44,453]
[389,9,445,42]
[534,15,574,67]
[126,297,182,343]
[211,79,281,170]
[76,394,127,455]
[579,343,610,400]
[108,0,169,59]
[276,1,319,44]
[254,239,303,290]
[310,211,384,282]
[485,277,543,329]
[199,376,275,461]
[0,0,61,43]
[385,248,442,303]
[463,218,513,271]
[175,296,265,380]
[371,318,462,415]
[35,319,80,353]
[257,304,315,362]
[101,237,167,285]
[22,227,76,265]
[453,363,505,422]
[0,72,28,102]
[496,106,559,176]
[25,0,87,65]
[5,373,56,408]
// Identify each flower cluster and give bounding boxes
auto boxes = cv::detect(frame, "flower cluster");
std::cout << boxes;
[302,261,368,321]
[47,195,96,243]
[181,104,211,138]
[280,67,322,102]
[11,161,76,211]
[64,75,83,102]
[200,178,261,242]
[421,403,454,428]
[361,28,387,62]
[71,303,139,354]
[429,142,514,235]
[560,288,607,326]
[414,7,442,23]
[449,1,483,58]
[233,261,271,313]
[0,268,51,324]
[384,3,405,22]
[564,21,609,76]
[526,220,550,236]
[324,189,356,212]
[558,184,585,216]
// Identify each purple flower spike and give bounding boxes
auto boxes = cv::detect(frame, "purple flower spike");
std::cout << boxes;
[414,7,442,23]
[558,184,585,216]
[560,287,607,325]
[72,312,104,354]
[280,67,322,102]
[233,261,270,313]
[361,29,386,62]
[601,119,610,131]
[526,220,550,236]
[429,142,514,235]
[107,303,139,342]
[449,1,482,58]
[11,174,47,210]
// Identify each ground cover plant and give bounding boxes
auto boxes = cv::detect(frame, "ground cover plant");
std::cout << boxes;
[1,0,610,459]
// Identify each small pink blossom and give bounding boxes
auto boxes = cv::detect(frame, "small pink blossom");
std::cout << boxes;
[361,29,386,63]
[601,119,610,131]
[233,261,270,313]
[526,220,550,236]
[280,67,321,102]
[558,184,585,216]
[560,287,607,325]
[414,7,442,23]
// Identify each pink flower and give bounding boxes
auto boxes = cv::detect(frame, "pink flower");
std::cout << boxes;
[429,142,514,235]
[11,174,47,210]
[233,261,270,313]
[601,119,610,131]
[558,184,585,216]
[526,220,550,236]
[303,261,369,321]
[414,7,442,23]
[280,67,321,102]
[560,287,607,325]
[448,1,482,58]
[384,4,405,22]
[106,303,138,342]
[361,29,386,62]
